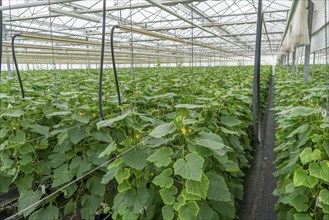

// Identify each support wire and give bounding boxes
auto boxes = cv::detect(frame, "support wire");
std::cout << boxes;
[325,0,329,111]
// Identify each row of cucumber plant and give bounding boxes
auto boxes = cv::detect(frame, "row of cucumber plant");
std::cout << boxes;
[274,66,329,220]
[0,66,271,219]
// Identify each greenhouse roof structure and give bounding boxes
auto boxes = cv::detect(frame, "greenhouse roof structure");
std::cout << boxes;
[1,0,292,66]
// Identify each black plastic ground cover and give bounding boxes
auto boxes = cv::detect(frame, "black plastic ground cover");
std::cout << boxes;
[238,75,277,220]
[0,188,19,220]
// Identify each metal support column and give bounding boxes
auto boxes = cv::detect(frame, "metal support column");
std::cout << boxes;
[292,50,296,75]
[286,53,290,73]
[3,26,12,77]
[87,37,90,73]
[253,0,263,143]
[304,0,314,84]
[312,52,316,79]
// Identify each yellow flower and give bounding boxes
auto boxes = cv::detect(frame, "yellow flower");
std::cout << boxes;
[79,112,85,116]
[92,113,97,117]
[181,128,187,136]
[327,162,329,168]
[135,134,140,139]
[12,127,16,131]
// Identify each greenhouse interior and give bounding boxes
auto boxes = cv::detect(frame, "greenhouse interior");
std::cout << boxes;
[0,0,328,219]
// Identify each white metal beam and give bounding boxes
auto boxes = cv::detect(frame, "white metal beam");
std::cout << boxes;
[0,0,83,11]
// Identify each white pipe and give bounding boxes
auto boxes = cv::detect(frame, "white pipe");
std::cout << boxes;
[0,0,83,11]
[49,8,99,23]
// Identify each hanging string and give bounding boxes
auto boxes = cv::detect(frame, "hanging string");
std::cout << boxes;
[129,0,137,108]
[0,0,3,112]
[130,0,135,82]
[325,0,329,110]
[8,0,13,77]
[48,0,58,96]
[191,3,194,74]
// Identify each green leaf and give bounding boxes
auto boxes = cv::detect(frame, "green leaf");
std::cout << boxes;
[211,200,235,218]
[57,131,68,145]
[293,213,312,220]
[221,115,242,127]
[324,140,329,157]
[195,132,226,156]
[98,141,117,158]
[52,163,74,187]
[20,154,32,165]
[29,205,59,220]
[64,199,76,216]
[48,153,66,168]
[220,127,238,135]
[0,176,12,192]
[173,195,186,211]
[149,121,176,138]
[0,128,10,138]
[132,187,151,213]
[175,104,206,109]
[31,124,49,136]
[72,114,92,124]
[9,131,25,144]
[46,111,71,117]
[81,194,102,220]
[225,160,241,173]
[320,189,329,205]
[122,209,138,220]
[322,202,329,214]
[299,147,321,165]
[181,189,201,201]
[117,179,131,192]
[115,168,130,184]
[147,147,173,167]
[101,166,119,184]
[160,186,177,205]
[185,173,209,199]
[162,205,174,220]
[92,130,113,143]
[145,92,175,100]
[206,172,231,202]
[152,168,174,188]
[174,153,204,181]
[122,149,148,170]
[289,194,309,212]
[197,203,218,220]
[69,157,91,178]
[293,168,318,188]
[15,175,33,192]
[287,124,309,138]
[289,106,321,117]
[67,126,88,144]
[0,109,24,118]
[18,190,43,217]
[96,113,128,129]
[63,184,78,198]
[178,201,200,220]
[309,161,329,182]
[86,174,105,197]
[18,143,34,155]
